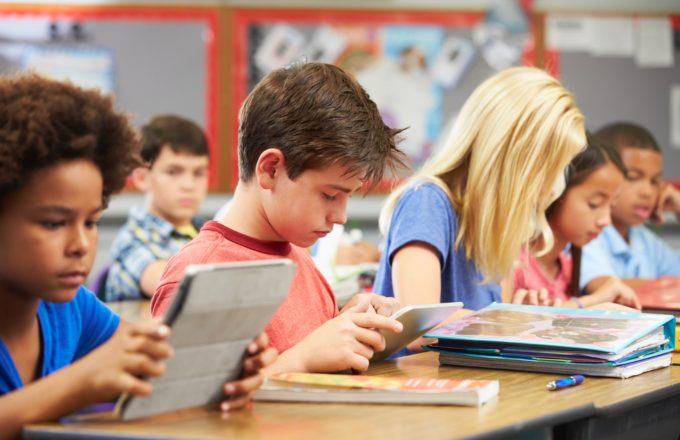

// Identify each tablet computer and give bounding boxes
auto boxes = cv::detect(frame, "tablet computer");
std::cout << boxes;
[115,259,295,420]
[372,302,463,362]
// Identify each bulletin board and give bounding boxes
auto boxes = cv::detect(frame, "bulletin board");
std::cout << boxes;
[0,4,225,189]
[543,13,680,184]
[230,7,536,190]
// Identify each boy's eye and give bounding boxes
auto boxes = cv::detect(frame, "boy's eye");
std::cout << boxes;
[322,193,337,201]
[194,169,207,178]
[587,202,601,209]
[40,220,65,230]
[85,219,100,229]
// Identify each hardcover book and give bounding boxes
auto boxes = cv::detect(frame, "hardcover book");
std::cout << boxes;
[254,373,498,406]
[636,277,680,316]
[425,303,676,378]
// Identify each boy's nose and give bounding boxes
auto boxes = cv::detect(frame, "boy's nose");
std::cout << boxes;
[67,226,90,257]
[639,180,656,198]
[328,205,348,225]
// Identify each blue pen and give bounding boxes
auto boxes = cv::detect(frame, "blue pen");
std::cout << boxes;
[546,375,585,391]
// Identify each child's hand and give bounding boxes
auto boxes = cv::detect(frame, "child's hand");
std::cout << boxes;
[341,293,401,317]
[652,182,680,223]
[586,302,640,313]
[220,332,277,412]
[274,304,403,373]
[510,288,552,306]
[591,277,641,310]
[80,319,172,402]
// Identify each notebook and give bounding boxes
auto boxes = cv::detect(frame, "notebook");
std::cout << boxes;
[254,372,498,406]
[636,277,680,315]
[69,259,295,421]
[425,303,676,378]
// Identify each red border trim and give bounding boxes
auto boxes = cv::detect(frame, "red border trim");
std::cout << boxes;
[0,6,221,188]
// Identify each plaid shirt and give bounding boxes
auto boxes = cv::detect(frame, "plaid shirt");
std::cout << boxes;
[105,206,203,301]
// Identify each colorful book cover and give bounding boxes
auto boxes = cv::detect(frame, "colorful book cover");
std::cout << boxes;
[636,277,680,312]
[255,373,499,406]
[267,373,493,393]
[425,303,676,354]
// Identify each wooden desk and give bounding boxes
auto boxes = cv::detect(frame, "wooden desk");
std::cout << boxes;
[24,352,680,440]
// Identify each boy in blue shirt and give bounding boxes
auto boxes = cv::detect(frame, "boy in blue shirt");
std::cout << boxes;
[581,122,680,292]
[106,115,209,301]
[0,75,274,438]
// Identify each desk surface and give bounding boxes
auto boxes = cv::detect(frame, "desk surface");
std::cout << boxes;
[24,352,680,440]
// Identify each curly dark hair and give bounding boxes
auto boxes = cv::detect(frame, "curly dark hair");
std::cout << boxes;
[0,74,139,206]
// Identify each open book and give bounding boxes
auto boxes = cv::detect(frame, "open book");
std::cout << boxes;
[254,373,498,406]
[425,303,676,378]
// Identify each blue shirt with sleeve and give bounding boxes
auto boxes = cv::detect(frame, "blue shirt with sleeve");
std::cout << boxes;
[0,286,120,395]
[374,182,501,310]
[580,224,680,288]
[106,206,204,302]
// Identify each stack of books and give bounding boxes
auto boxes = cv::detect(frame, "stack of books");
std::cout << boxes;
[425,303,676,378]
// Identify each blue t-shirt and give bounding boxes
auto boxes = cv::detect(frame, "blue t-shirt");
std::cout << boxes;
[580,224,680,287]
[0,286,120,394]
[374,182,501,310]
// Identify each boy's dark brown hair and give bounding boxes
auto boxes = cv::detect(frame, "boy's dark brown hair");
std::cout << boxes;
[237,62,406,184]
[0,74,138,206]
[139,114,209,166]
[595,122,661,154]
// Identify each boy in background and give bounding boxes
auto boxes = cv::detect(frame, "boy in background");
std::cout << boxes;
[0,75,273,438]
[152,62,405,374]
[581,122,680,293]
[106,115,209,301]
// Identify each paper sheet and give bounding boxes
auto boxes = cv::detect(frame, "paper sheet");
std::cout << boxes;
[588,17,634,57]
[636,17,674,68]
[671,84,680,149]
[546,15,590,52]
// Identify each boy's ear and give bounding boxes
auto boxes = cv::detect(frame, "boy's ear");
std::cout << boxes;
[130,167,150,191]
[255,148,286,190]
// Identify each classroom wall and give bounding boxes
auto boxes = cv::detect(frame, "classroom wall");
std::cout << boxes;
[0,19,207,128]
[560,50,680,178]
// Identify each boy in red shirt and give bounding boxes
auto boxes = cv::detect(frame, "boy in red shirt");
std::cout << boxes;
[152,62,406,373]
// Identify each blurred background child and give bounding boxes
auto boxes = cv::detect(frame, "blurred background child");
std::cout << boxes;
[105,115,209,301]
[580,122,680,293]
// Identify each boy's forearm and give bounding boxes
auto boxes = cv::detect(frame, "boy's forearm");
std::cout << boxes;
[261,346,308,375]
[0,361,95,438]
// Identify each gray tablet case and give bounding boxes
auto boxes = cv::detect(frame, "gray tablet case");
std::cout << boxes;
[117,259,295,420]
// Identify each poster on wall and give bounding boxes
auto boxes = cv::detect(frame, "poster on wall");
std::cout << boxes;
[22,46,115,94]
[233,7,531,185]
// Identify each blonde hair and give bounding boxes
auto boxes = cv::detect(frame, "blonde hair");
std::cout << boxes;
[379,67,585,282]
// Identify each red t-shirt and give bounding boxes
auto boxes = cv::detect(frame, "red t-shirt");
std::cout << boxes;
[513,248,573,302]
[151,221,338,353]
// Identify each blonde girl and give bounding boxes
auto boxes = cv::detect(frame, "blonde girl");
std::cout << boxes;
[373,67,585,314]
